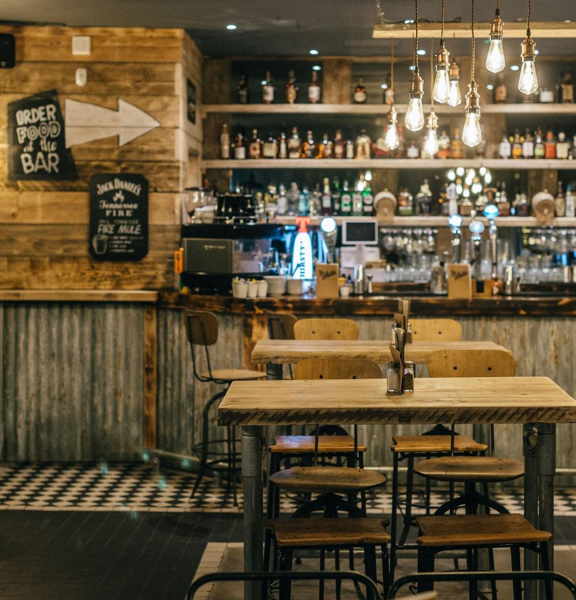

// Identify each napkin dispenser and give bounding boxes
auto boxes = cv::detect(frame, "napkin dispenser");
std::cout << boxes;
[387,326,415,396]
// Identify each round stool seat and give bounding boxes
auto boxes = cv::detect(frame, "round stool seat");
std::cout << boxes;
[414,456,524,483]
[270,466,386,494]
[202,368,266,382]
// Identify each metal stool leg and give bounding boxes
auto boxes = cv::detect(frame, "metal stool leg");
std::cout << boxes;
[390,452,400,581]
[319,548,325,600]
[381,544,390,600]
[399,456,415,545]
[511,545,522,600]
[364,545,378,600]
[335,549,341,600]
[279,547,293,600]
[540,541,554,600]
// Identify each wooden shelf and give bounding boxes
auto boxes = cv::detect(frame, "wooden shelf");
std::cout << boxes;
[202,103,576,116]
[274,216,576,228]
[202,158,576,170]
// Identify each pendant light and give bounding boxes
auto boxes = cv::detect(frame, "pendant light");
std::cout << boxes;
[462,0,482,148]
[405,0,425,132]
[518,0,538,95]
[432,0,450,104]
[424,38,439,156]
[448,33,462,107]
[384,38,400,150]
[486,0,505,73]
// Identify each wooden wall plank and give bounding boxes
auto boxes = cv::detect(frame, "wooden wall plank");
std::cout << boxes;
[202,59,232,104]
[143,305,158,448]
[323,59,352,104]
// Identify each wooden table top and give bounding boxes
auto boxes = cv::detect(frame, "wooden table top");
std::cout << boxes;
[251,340,512,365]
[218,377,576,426]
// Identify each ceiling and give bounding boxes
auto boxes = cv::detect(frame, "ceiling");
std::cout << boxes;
[1,0,576,58]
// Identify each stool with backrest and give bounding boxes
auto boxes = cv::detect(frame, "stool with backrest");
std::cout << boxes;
[264,358,387,600]
[293,318,359,341]
[389,319,487,579]
[185,310,266,505]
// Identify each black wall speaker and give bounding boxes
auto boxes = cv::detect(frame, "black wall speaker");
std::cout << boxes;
[0,34,16,68]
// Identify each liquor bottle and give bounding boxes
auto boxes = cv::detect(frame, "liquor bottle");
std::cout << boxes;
[498,131,511,159]
[561,72,574,103]
[278,131,288,159]
[237,73,249,104]
[285,70,298,104]
[262,133,278,159]
[288,126,301,159]
[354,77,367,104]
[557,131,570,159]
[264,183,278,216]
[512,130,523,159]
[544,129,557,159]
[555,181,566,217]
[352,178,363,216]
[301,130,317,158]
[384,74,395,105]
[573,135,576,159]
[321,178,332,215]
[298,185,310,216]
[375,126,389,156]
[233,130,246,159]
[438,131,451,159]
[513,193,530,217]
[394,125,405,158]
[355,129,371,160]
[310,184,321,216]
[397,188,414,216]
[317,133,333,159]
[248,128,262,159]
[494,75,507,103]
[416,180,432,215]
[534,128,545,158]
[406,141,419,159]
[287,182,300,215]
[566,184,575,218]
[277,184,288,216]
[333,130,345,159]
[362,176,374,215]
[522,129,534,159]
[308,70,321,104]
[331,177,341,215]
[345,138,355,159]
[219,123,230,159]
[340,181,352,214]
[262,71,274,104]
[539,86,554,103]
[451,128,464,159]
[498,182,511,216]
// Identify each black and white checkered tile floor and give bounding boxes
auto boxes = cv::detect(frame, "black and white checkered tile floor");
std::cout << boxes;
[2,462,576,516]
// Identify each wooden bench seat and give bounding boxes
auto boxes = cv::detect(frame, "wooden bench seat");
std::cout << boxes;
[416,514,552,547]
[270,435,367,454]
[392,434,487,454]
[414,456,524,483]
[269,466,385,494]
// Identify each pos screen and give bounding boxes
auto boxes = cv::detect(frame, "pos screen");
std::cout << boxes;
[342,219,378,245]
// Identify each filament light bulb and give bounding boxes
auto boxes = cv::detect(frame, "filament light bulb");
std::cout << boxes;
[486,39,505,73]
[433,69,451,104]
[405,98,424,131]
[424,129,439,156]
[384,106,400,150]
[448,58,462,107]
[462,112,482,148]
[518,35,538,95]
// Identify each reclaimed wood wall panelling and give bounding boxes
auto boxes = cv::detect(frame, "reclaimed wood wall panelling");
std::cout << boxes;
[143,305,158,448]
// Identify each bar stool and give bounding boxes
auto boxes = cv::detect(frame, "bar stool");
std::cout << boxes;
[293,318,359,341]
[416,514,552,600]
[184,310,266,504]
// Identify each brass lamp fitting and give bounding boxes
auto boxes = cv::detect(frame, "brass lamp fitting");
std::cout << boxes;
[465,80,481,114]
[387,105,398,124]
[449,58,460,81]
[489,12,504,41]
[436,41,450,70]
[426,110,438,130]
[521,34,537,60]
[408,68,424,99]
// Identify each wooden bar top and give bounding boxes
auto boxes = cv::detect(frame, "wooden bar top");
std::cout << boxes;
[218,377,576,426]
[252,340,511,365]
[160,292,576,317]
[0,290,158,303]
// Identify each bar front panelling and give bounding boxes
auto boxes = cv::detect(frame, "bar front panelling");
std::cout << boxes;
[0,302,144,461]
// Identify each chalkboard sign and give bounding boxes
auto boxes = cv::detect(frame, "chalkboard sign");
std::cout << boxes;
[7,90,77,180]
[89,174,149,262]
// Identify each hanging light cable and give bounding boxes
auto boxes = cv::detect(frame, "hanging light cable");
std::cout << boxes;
[424,38,439,156]
[433,0,450,103]
[405,0,425,132]
[448,33,462,106]
[462,0,482,148]
[518,0,538,95]
[384,38,400,150]
[486,0,505,73]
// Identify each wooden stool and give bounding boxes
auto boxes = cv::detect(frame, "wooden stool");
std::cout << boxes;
[293,318,359,341]
[410,318,463,342]
[265,518,390,600]
[184,310,266,505]
[416,514,552,600]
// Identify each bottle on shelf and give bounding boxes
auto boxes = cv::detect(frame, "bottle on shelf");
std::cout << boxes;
[340,180,352,214]
[534,128,545,158]
[437,131,451,159]
[345,138,355,159]
[566,184,575,218]
[302,130,317,158]
[406,141,419,159]
[544,129,557,159]
[354,77,367,104]
[498,182,511,216]
[308,69,321,104]
[248,128,262,159]
[318,133,333,159]
[416,180,432,215]
[557,131,570,160]
[331,177,341,215]
[555,181,566,217]
[394,125,405,158]
[262,70,274,104]
[287,182,300,215]
[513,192,530,216]
[374,126,390,157]
[263,133,278,159]
[321,177,332,216]
[277,184,288,216]
[522,129,534,159]
[451,128,464,159]
[362,174,374,215]
[397,188,414,216]
[352,177,364,216]
[498,130,511,159]
[560,72,574,104]
[384,74,395,105]
[539,86,554,104]
[511,130,523,159]
[355,129,371,160]
[237,73,249,104]
[298,185,310,216]
[285,70,298,104]
[278,131,288,159]
[333,130,345,159]
[233,130,246,159]
[219,123,230,159]
[310,184,321,216]
[494,75,507,103]
[288,126,301,159]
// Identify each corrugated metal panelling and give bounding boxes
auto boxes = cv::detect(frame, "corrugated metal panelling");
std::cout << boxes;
[0,302,144,462]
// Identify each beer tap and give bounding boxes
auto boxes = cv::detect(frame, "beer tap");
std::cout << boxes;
[448,214,463,263]
[469,211,485,281]
[483,202,499,279]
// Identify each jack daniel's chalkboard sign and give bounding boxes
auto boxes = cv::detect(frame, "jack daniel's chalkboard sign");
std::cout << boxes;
[89,174,148,261]
[7,90,77,180]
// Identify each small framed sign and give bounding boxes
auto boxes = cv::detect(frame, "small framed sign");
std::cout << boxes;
[89,173,149,262]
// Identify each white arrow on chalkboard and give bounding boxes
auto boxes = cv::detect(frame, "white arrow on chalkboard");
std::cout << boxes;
[64,99,160,148]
